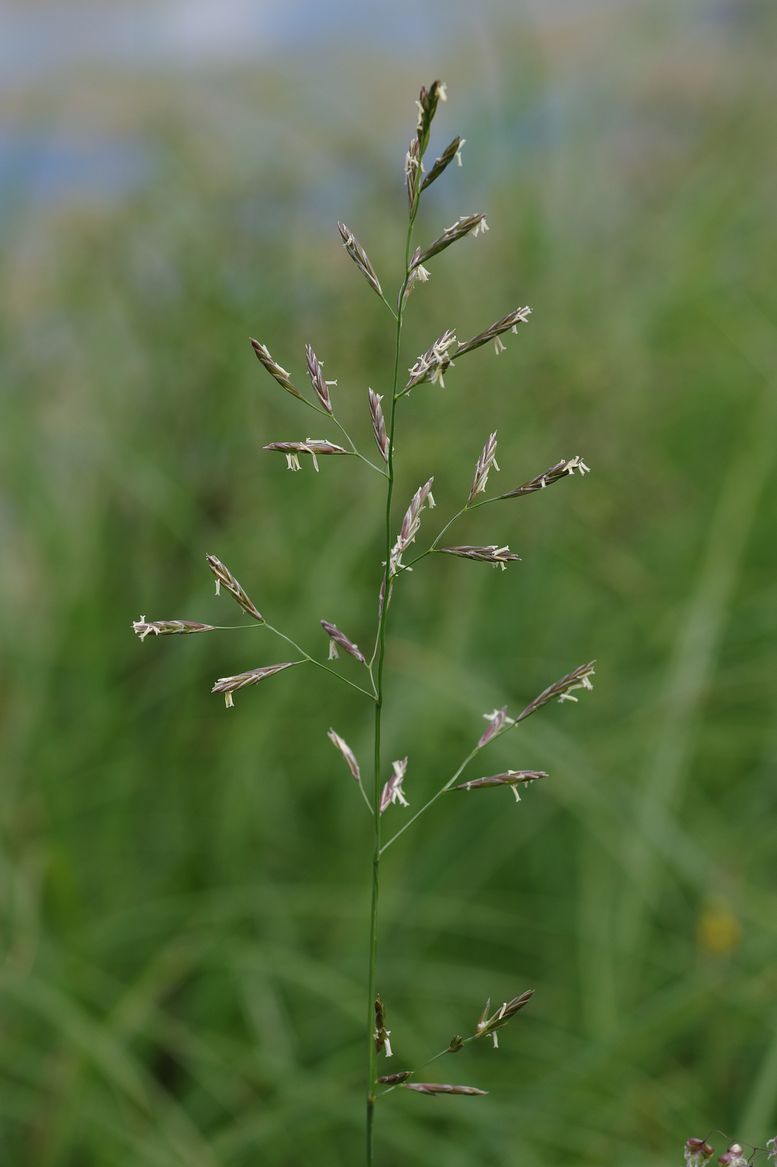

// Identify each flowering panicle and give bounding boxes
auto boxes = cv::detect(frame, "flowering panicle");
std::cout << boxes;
[500,455,590,499]
[456,306,532,357]
[454,770,547,802]
[403,1082,487,1097]
[390,478,435,573]
[411,213,488,269]
[206,554,264,622]
[305,344,336,414]
[263,439,349,472]
[250,338,305,400]
[368,388,390,462]
[320,619,366,665]
[475,990,534,1048]
[406,330,458,390]
[337,221,383,299]
[327,729,361,784]
[421,135,465,191]
[439,544,520,570]
[132,617,215,641]
[211,661,298,708]
[516,661,596,723]
[379,757,409,813]
[468,431,499,502]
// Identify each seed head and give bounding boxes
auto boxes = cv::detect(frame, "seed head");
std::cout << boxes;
[305,344,336,414]
[439,544,520,570]
[205,554,264,622]
[421,135,465,192]
[132,617,216,642]
[454,770,547,803]
[327,729,361,784]
[337,221,383,299]
[368,388,390,462]
[250,338,305,400]
[403,1082,487,1097]
[320,620,366,666]
[468,431,499,502]
[379,757,409,814]
[378,1071,413,1086]
[415,79,447,158]
[263,439,349,473]
[211,661,297,709]
[499,455,590,500]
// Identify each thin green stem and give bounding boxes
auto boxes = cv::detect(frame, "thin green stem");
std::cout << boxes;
[380,744,480,855]
[366,204,418,1167]
[264,622,376,701]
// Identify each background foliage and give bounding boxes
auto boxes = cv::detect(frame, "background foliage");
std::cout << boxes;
[2,2,776,1163]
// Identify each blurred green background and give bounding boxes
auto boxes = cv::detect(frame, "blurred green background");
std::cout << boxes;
[2,1,776,1163]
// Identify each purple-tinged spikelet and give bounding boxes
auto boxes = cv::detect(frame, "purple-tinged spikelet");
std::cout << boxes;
[379,758,409,814]
[478,706,515,748]
[421,135,465,192]
[414,79,447,158]
[250,338,305,400]
[456,306,532,358]
[718,1146,747,1167]
[406,330,457,390]
[374,995,392,1057]
[133,617,216,641]
[516,661,596,723]
[368,388,390,462]
[685,1141,715,1166]
[211,661,297,708]
[378,1071,413,1086]
[410,213,488,270]
[390,478,435,574]
[320,620,366,666]
[337,222,383,299]
[475,990,534,1048]
[263,439,349,472]
[468,432,499,502]
[439,544,520,570]
[454,770,547,802]
[405,137,422,209]
[305,343,335,414]
[403,1082,487,1097]
[327,729,361,783]
[206,554,264,622]
[499,455,590,499]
